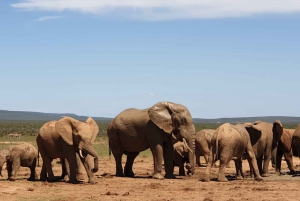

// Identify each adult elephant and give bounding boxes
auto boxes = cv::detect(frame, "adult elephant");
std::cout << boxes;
[244,120,283,177]
[204,123,262,182]
[292,124,300,159]
[37,116,99,184]
[272,128,295,175]
[107,101,196,179]
[195,129,215,167]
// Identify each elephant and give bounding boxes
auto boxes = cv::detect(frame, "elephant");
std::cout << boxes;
[244,120,283,177]
[204,123,262,182]
[36,116,99,184]
[107,101,196,179]
[292,124,300,160]
[0,143,38,181]
[272,128,295,174]
[195,129,215,167]
[173,139,193,176]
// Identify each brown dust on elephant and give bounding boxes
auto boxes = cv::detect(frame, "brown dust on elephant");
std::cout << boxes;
[244,120,284,177]
[107,101,196,179]
[203,123,263,182]
[36,116,99,184]
[0,143,38,181]
[195,129,215,167]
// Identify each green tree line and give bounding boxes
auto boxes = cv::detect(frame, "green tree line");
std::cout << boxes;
[0,120,298,137]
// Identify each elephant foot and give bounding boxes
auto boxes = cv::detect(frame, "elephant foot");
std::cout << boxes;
[152,173,164,179]
[76,173,86,181]
[165,173,176,179]
[261,173,270,177]
[68,179,81,184]
[289,170,295,175]
[201,176,210,182]
[236,175,244,180]
[254,176,263,181]
[124,171,135,178]
[39,177,47,182]
[88,179,98,184]
[217,176,228,182]
[115,171,125,177]
[8,177,16,182]
[27,177,36,181]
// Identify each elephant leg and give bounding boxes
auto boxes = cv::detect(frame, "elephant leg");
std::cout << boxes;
[245,143,262,181]
[203,147,215,182]
[111,147,124,177]
[262,152,271,177]
[195,150,201,167]
[38,146,56,182]
[256,155,263,176]
[60,158,69,181]
[283,151,295,174]
[150,143,164,179]
[217,155,231,182]
[178,161,185,176]
[163,138,175,179]
[275,151,284,175]
[124,152,139,177]
[76,154,86,181]
[9,158,21,181]
[234,158,243,180]
[6,162,12,179]
[28,158,37,181]
[61,142,79,184]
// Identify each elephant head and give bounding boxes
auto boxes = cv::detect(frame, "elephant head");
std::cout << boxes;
[148,102,196,174]
[55,116,99,173]
[0,149,10,177]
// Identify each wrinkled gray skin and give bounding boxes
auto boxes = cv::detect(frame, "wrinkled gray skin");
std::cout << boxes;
[37,116,99,184]
[0,143,38,181]
[173,140,192,176]
[195,129,214,167]
[107,101,196,179]
[244,120,283,177]
[204,123,262,182]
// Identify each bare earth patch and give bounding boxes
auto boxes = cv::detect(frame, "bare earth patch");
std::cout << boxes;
[1,156,300,201]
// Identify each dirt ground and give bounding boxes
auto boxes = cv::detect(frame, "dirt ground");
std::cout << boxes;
[1,155,300,201]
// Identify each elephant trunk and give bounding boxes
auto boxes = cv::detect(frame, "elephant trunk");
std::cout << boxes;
[80,142,99,173]
[187,136,195,175]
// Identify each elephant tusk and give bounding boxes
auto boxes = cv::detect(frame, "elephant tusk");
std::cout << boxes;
[79,149,84,158]
[182,138,193,154]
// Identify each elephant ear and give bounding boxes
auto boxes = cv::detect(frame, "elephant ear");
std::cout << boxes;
[174,142,184,157]
[148,102,174,134]
[273,120,283,142]
[55,116,79,146]
[85,117,99,142]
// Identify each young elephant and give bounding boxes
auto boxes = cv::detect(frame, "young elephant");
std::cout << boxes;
[0,143,38,181]
[195,129,215,167]
[173,140,192,176]
[204,123,262,182]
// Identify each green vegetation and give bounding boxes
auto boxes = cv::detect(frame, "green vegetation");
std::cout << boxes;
[0,120,298,158]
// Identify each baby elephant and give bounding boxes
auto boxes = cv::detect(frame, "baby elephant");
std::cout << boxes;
[173,140,192,176]
[0,143,38,181]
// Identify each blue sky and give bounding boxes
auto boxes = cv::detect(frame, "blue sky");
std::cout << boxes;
[1,1,300,118]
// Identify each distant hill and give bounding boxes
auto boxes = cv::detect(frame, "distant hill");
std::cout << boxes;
[0,110,111,121]
[0,109,299,124]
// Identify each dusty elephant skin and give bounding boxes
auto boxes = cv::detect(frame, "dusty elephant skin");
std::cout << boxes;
[195,129,215,167]
[0,143,38,181]
[203,123,262,182]
[244,120,284,177]
[292,124,300,163]
[36,116,99,184]
[107,101,196,179]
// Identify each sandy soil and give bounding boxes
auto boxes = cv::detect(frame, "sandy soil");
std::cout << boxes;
[1,156,300,201]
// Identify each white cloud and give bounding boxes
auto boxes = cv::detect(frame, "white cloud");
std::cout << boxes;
[11,0,300,20]
[149,93,154,96]
[36,16,63,21]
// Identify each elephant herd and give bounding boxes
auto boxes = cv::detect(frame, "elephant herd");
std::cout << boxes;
[1,101,300,184]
